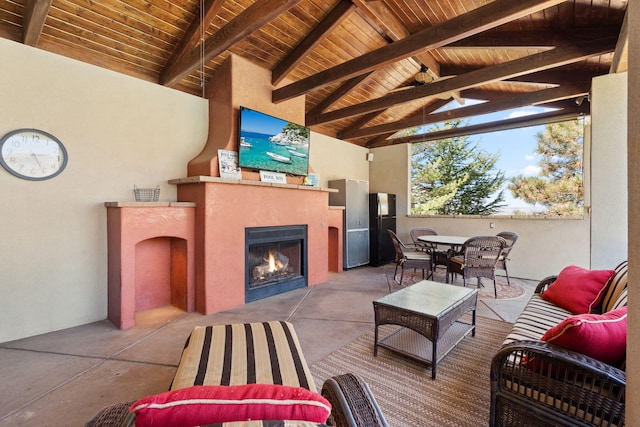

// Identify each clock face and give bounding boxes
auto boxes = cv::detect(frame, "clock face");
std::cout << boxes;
[0,129,68,180]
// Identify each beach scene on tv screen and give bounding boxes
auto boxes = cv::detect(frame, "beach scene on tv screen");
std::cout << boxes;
[239,107,310,176]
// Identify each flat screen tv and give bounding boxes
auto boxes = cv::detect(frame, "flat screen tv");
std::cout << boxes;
[238,106,310,176]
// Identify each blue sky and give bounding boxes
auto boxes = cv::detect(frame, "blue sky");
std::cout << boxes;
[241,107,290,136]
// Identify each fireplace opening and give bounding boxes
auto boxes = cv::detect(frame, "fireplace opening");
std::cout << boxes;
[245,225,307,302]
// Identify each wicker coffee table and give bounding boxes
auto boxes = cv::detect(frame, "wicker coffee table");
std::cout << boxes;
[373,280,478,379]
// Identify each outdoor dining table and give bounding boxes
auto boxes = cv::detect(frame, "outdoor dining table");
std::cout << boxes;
[417,235,470,283]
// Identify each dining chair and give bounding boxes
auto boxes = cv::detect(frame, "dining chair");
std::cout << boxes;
[448,235,506,298]
[496,231,519,285]
[387,230,433,289]
[409,228,448,273]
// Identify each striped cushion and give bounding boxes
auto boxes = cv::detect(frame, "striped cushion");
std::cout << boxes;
[503,295,574,345]
[601,261,628,313]
[171,321,316,393]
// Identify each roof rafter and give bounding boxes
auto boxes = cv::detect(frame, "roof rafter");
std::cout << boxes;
[305,0,445,123]
[367,105,589,147]
[161,0,303,87]
[446,27,621,49]
[23,0,51,46]
[340,83,589,140]
[610,8,628,72]
[351,0,441,75]
[272,0,355,86]
[164,0,225,68]
[272,0,567,103]
[308,38,615,126]
[306,71,376,117]
[347,98,453,146]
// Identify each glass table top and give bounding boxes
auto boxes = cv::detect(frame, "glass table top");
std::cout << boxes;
[374,280,477,317]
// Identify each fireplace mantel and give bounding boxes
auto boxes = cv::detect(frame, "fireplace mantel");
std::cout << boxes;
[169,175,338,194]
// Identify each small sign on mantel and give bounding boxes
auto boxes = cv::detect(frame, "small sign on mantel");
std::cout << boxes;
[259,170,287,184]
[218,149,242,179]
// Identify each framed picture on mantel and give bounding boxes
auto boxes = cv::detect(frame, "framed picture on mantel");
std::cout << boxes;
[218,149,242,179]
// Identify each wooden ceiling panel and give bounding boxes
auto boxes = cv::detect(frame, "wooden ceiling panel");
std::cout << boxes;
[0,0,628,146]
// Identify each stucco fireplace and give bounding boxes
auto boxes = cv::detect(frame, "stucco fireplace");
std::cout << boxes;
[105,54,343,329]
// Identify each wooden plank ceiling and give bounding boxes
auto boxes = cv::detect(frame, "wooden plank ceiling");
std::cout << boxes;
[0,0,628,147]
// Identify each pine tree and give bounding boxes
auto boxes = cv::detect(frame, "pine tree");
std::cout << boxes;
[509,120,584,216]
[411,120,506,215]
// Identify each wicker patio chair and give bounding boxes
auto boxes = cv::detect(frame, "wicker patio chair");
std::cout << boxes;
[387,230,433,288]
[409,227,449,272]
[495,231,518,285]
[448,235,506,298]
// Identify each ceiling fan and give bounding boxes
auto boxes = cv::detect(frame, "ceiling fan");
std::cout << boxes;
[389,64,464,104]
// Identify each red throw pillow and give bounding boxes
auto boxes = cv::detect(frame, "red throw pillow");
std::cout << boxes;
[130,384,331,427]
[541,307,627,365]
[541,265,615,314]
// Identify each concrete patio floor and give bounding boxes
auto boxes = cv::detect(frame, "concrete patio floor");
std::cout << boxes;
[0,265,537,426]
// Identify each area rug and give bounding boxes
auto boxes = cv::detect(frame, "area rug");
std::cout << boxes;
[385,266,527,300]
[311,316,512,427]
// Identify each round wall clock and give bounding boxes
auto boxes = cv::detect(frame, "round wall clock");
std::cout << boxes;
[0,128,68,180]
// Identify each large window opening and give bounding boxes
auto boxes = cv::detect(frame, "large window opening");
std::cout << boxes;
[409,108,586,217]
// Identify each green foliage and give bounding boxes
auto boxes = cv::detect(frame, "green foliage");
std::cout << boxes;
[411,120,506,215]
[509,120,584,216]
[283,122,310,139]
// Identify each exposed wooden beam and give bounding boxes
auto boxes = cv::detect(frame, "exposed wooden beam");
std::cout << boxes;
[336,111,387,137]
[306,0,442,123]
[352,0,441,75]
[446,27,621,49]
[340,83,589,139]
[507,69,603,85]
[353,0,407,41]
[161,0,303,87]
[368,106,589,147]
[165,0,225,66]
[450,68,601,89]
[308,38,615,126]
[272,0,355,86]
[306,72,375,117]
[273,0,567,103]
[610,8,628,73]
[349,98,452,146]
[23,0,51,46]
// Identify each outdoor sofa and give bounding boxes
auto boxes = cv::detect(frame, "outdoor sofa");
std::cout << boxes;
[87,321,388,427]
[490,261,628,426]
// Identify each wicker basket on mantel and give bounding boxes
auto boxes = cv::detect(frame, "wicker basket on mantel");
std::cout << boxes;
[133,185,160,202]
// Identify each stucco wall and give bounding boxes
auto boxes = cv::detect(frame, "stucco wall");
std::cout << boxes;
[0,39,209,342]
[590,72,629,268]
[309,132,370,186]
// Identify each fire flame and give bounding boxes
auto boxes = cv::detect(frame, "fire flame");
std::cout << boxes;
[267,251,284,272]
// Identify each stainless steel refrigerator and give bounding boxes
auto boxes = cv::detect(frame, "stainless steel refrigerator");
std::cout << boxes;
[369,193,396,266]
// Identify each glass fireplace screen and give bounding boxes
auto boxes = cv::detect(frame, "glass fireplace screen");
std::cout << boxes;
[248,240,302,289]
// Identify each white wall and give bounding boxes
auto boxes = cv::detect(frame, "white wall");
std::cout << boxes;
[369,143,410,216]
[309,132,369,186]
[0,39,208,342]
[590,73,629,268]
